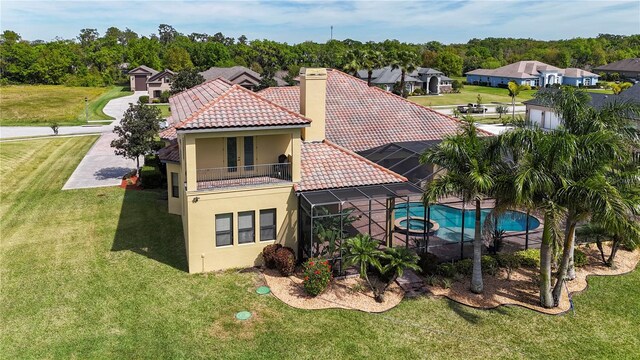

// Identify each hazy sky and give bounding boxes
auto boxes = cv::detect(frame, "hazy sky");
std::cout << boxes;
[2,0,639,44]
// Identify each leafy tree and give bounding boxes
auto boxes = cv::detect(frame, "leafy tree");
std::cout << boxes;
[507,81,531,119]
[170,69,205,94]
[163,46,193,71]
[158,24,178,45]
[341,49,364,76]
[111,102,161,172]
[421,117,499,294]
[451,79,464,93]
[434,51,463,77]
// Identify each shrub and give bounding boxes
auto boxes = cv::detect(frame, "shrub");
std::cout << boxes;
[274,246,296,276]
[452,80,464,92]
[436,263,456,278]
[50,122,59,135]
[411,88,425,96]
[262,244,282,269]
[140,165,162,188]
[160,90,171,103]
[495,253,522,269]
[574,249,588,267]
[302,258,332,296]
[441,278,453,289]
[418,252,441,275]
[515,249,540,268]
[144,154,160,168]
[138,95,149,104]
[454,259,473,275]
[152,98,160,104]
[481,255,499,275]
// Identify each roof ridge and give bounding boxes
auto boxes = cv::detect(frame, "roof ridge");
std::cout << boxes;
[322,139,407,183]
[174,85,239,129]
[232,85,313,124]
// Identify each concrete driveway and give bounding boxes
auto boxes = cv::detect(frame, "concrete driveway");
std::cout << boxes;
[62,91,147,190]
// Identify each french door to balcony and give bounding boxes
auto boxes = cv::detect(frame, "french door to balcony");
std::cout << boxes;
[226,136,254,173]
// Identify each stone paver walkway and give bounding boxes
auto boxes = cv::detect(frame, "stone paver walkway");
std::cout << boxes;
[62,91,146,190]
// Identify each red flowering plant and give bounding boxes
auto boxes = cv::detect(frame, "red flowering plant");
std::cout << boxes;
[302,258,333,296]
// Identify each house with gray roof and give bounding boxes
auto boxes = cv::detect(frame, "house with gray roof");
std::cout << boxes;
[523,83,640,130]
[128,65,176,102]
[466,60,599,88]
[128,65,159,91]
[357,66,452,94]
[593,58,640,81]
[199,66,287,90]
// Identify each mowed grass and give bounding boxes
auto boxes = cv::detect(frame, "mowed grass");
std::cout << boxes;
[1,137,639,358]
[410,85,537,107]
[0,85,131,126]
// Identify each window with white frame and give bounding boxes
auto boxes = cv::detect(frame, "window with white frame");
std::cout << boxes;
[260,209,277,241]
[238,211,255,244]
[215,213,233,246]
[171,172,179,198]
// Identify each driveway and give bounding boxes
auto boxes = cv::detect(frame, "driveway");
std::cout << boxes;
[62,91,147,190]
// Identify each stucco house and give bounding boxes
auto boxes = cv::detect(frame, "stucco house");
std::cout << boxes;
[466,61,599,88]
[524,83,640,130]
[199,66,287,90]
[357,66,453,94]
[157,68,467,273]
[593,58,640,81]
[128,65,175,101]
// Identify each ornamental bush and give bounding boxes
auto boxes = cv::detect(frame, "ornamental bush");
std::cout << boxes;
[140,165,162,188]
[138,95,149,104]
[302,258,332,296]
[262,243,282,269]
[454,259,473,275]
[514,249,540,268]
[274,246,296,276]
[418,252,441,275]
[574,249,588,267]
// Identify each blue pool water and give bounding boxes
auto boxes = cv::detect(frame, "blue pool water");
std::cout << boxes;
[394,203,540,242]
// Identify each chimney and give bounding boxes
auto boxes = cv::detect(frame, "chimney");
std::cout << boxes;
[299,68,327,141]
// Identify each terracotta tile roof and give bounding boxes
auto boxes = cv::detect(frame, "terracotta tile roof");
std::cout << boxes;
[159,124,177,141]
[158,142,180,163]
[168,77,234,126]
[259,69,466,152]
[174,84,311,130]
[296,140,406,192]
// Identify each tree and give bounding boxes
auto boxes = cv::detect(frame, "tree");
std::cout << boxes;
[421,117,498,294]
[434,51,463,77]
[507,81,531,119]
[378,247,420,302]
[390,50,419,98]
[343,234,383,299]
[342,49,364,76]
[170,69,205,94]
[158,24,178,45]
[163,46,193,71]
[111,102,161,172]
[451,80,464,93]
[606,82,632,94]
[362,50,386,86]
[496,105,509,120]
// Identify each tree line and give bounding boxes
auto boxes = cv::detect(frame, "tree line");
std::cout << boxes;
[1,24,639,86]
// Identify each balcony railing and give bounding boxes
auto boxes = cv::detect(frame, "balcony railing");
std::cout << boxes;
[196,163,292,190]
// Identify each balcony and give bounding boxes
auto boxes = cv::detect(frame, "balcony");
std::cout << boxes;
[196,163,292,191]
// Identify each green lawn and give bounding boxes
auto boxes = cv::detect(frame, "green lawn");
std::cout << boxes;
[410,85,536,107]
[0,85,131,126]
[1,137,639,358]
[153,104,171,118]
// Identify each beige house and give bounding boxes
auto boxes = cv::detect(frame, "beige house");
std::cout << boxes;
[158,68,464,273]
[128,65,175,102]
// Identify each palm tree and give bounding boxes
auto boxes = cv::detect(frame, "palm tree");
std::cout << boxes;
[343,234,383,297]
[507,81,531,119]
[362,50,386,86]
[421,117,497,294]
[342,49,364,76]
[378,247,420,302]
[390,50,419,97]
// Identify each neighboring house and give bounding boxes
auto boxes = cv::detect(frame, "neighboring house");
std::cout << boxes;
[128,65,175,102]
[356,66,453,94]
[466,61,599,88]
[199,66,287,90]
[593,58,640,81]
[147,69,176,101]
[524,83,640,130]
[158,69,467,273]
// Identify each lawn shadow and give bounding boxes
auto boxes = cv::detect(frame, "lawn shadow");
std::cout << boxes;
[111,187,188,272]
[94,166,132,180]
[447,300,482,324]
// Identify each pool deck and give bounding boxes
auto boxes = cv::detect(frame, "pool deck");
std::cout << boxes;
[347,196,543,261]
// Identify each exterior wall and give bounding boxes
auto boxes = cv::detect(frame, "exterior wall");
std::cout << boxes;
[130,74,150,91]
[526,104,561,130]
[148,81,172,101]
[166,162,182,215]
[466,75,536,87]
[562,76,599,86]
[183,185,298,273]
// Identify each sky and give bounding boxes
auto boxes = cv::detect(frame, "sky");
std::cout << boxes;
[1,0,639,44]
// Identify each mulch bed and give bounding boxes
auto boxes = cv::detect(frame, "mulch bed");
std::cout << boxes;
[426,244,639,315]
[263,269,403,313]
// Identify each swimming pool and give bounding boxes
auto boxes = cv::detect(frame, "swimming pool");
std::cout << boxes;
[394,203,540,242]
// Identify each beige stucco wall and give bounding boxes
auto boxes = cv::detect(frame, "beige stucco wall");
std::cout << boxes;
[166,162,182,215]
[183,185,297,273]
[148,82,172,100]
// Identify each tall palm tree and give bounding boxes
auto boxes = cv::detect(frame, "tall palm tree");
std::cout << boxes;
[342,49,364,76]
[421,117,497,294]
[390,50,419,97]
[507,81,531,119]
[362,50,386,86]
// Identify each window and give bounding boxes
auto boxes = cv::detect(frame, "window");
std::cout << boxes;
[260,209,277,241]
[215,213,233,246]
[585,78,591,86]
[238,211,255,244]
[171,172,179,198]
[154,90,161,98]
[244,136,254,170]
[226,137,237,172]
